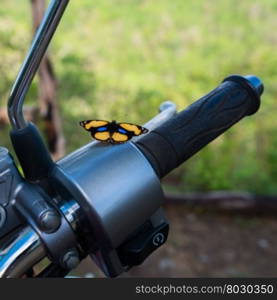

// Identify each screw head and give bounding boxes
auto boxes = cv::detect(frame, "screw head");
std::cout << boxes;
[62,250,80,270]
[39,210,61,233]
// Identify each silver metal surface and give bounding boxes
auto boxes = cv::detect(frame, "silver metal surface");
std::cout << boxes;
[58,141,165,248]
[0,148,23,207]
[59,199,80,232]
[143,100,176,130]
[0,147,9,160]
[0,205,6,229]
[245,75,264,95]
[8,0,69,129]
[131,100,176,143]
[0,226,45,278]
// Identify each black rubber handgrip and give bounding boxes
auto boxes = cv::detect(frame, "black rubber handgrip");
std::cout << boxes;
[10,122,55,182]
[136,75,263,178]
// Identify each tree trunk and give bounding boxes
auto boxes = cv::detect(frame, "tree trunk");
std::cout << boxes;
[30,0,65,160]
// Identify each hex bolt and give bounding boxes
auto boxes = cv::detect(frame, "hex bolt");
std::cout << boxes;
[39,210,61,233]
[62,249,80,270]
[0,205,6,229]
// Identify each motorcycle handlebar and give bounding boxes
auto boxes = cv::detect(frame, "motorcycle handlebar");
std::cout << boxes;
[0,75,264,277]
[136,75,263,178]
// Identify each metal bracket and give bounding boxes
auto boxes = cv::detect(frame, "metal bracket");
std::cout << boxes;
[13,183,78,267]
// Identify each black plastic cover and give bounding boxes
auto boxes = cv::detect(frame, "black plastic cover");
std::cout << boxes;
[118,222,169,267]
[10,122,55,182]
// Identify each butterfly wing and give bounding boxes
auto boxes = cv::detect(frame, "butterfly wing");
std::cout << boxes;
[118,122,148,136]
[93,131,111,142]
[109,122,148,144]
[80,120,111,142]
[110,131,132,144]
[79,120,109,131]
[80,120,148,144]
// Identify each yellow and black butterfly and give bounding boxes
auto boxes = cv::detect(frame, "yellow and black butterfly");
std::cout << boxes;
[79,120,148,144]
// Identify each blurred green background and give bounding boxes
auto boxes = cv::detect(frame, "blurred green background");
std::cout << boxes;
[0,0,276,194]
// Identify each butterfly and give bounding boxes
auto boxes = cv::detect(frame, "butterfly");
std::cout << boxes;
[79,120,149,144]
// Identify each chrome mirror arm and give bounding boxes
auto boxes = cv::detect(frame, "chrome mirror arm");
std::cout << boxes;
[8,0,69,130]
